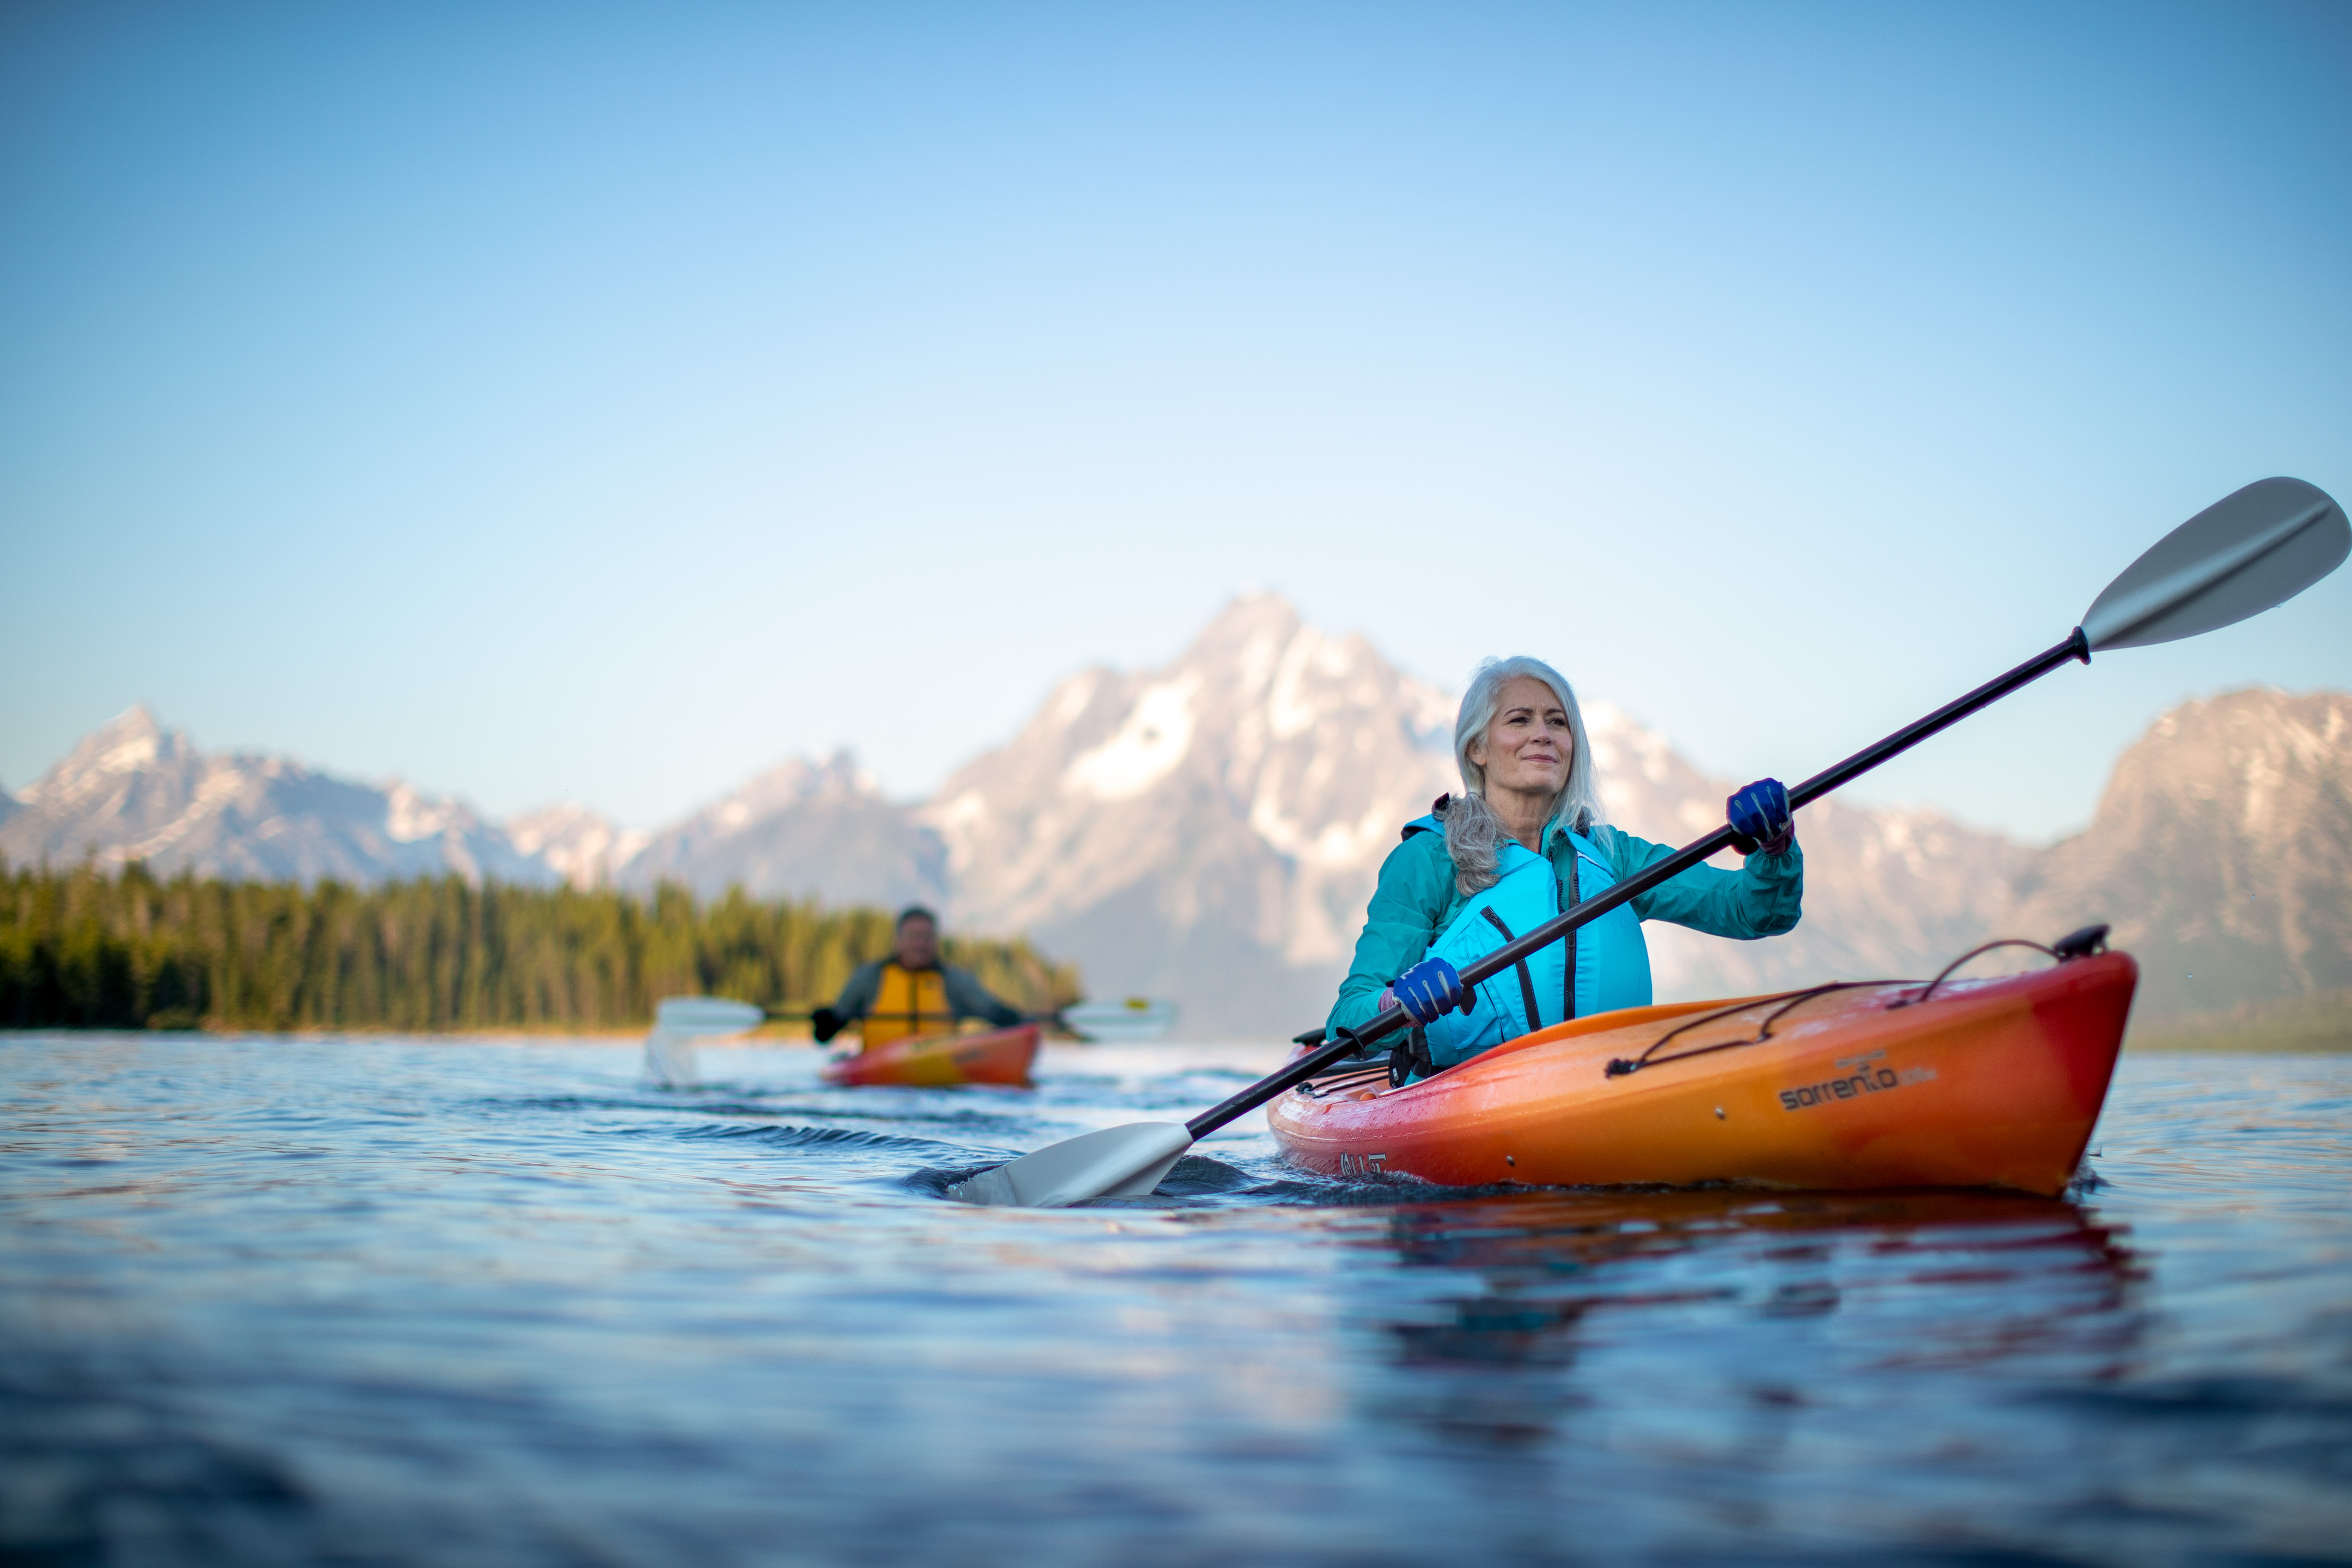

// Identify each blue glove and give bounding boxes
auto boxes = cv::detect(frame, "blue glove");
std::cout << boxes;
[1727,778,1794,855]
[1392,957,1464,1024]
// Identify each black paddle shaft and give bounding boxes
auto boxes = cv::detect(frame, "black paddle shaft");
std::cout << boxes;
[1182,628,2092,1140]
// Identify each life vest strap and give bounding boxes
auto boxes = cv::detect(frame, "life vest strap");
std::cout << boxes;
[1479,906,1545,1033]
[1562,853,1580,1023]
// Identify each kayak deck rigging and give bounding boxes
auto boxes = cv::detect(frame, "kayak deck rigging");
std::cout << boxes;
[1604,981,1892,1079]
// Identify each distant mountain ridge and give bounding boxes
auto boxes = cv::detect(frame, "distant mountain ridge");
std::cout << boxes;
[8,605,2346,1039]
[910,596,2043,1032]
[0,707,550,888]
[618,753,950,910]
[2008,688,2352,1020]
[505,804,651,892]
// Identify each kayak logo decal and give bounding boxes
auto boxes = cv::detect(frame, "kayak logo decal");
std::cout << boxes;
[1337,1152,1388,1176]
[1779,1050,1939,1112]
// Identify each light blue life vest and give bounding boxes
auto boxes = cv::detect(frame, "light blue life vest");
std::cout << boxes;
[1403,813,1654,1069]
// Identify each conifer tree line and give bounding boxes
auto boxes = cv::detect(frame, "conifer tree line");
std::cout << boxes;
[0,861,1083,1032]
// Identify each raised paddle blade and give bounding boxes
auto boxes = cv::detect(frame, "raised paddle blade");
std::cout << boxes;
[2081,477,2348,652]
[947,1122,1193,1208]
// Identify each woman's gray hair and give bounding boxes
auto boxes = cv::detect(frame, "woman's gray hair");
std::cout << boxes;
[1443,655,1600,896]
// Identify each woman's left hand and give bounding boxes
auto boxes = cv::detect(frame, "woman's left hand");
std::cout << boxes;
[1727,778,1795,856]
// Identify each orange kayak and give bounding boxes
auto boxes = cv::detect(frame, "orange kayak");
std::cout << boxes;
[820,1022,1041,1088]
[1267,952,2135,1197]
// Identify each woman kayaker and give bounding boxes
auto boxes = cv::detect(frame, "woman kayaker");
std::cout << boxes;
[1328,655,1802,1077]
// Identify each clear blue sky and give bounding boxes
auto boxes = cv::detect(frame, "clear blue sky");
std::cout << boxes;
[4,1,2347,842]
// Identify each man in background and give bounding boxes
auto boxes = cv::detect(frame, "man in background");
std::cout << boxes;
[812,906,1025,1050]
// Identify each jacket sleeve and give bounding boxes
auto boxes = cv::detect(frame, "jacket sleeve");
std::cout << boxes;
[1600,824,1804,940]
[1326,835,1457,1037]
[831,961,884,1020]
[945,967,1026,1027]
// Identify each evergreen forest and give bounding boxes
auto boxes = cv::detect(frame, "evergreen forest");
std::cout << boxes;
[0,861,1083,1032]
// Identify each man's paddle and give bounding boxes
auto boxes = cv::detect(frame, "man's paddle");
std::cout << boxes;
[949,476,2349,1208]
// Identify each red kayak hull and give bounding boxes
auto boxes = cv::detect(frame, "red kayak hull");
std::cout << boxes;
[1267,953,2135,1197]
[819,1023,1041,1088]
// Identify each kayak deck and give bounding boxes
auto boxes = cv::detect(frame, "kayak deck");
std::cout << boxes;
[1267,952,2134,1197]
[821,1022,1041,1088]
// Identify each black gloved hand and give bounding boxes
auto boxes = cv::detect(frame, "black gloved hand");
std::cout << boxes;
[1391,957,1466,1023]
[811,1007,845,1045]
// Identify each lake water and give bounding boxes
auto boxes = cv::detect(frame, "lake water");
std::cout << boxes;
[3,1033,2348,1567]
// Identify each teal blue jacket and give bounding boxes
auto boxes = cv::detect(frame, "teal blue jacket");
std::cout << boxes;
[1326,820,1804,1037]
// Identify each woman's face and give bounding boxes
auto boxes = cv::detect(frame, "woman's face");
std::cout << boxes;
[1470,675,1573,797]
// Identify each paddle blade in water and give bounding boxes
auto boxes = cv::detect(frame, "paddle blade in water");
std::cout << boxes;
[948,1122,1193,1208]
[645,996,764,1089]
[2080,477,2347,652]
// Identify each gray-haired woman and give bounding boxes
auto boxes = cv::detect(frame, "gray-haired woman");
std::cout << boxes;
[1327,655,1802,1076]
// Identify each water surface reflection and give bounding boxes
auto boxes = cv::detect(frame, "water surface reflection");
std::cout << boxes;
[1355,1189,2143,1460]
[1,1036,2344,1566]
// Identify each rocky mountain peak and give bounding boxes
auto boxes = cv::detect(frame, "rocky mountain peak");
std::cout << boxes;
[0,708,548,887]
[925,595,1460,1021]
[11,627,2339,1041]
[2010,686,2352,1017]
[15,704,192,809]
[616,749,944,910]
[2130,687,2351,840]
[722,752,885,819]
[507,803,654,890]
[921,592,2086,1033]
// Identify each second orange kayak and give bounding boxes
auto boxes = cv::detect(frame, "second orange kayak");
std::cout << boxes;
[820,1022,1041,1088]
[1268,951,2134,1197]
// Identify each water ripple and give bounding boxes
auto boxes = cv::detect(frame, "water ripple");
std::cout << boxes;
[2,1036,2346,1566]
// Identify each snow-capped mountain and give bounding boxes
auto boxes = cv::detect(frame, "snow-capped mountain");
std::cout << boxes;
[919,595,1461,1036]
[617,752,949,909]
[505,803,652,890]
[916,595,2033,1034]
[11,615,2343,1041]
[0,706,552,887]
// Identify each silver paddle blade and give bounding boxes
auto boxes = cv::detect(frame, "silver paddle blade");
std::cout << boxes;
[948,1122,1194,1208]
[2082,477,2347,651]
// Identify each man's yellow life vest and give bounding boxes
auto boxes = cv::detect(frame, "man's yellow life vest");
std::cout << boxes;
[863,963,956,1049]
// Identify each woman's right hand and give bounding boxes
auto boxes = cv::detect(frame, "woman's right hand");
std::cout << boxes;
[1391,958,1464,1024]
